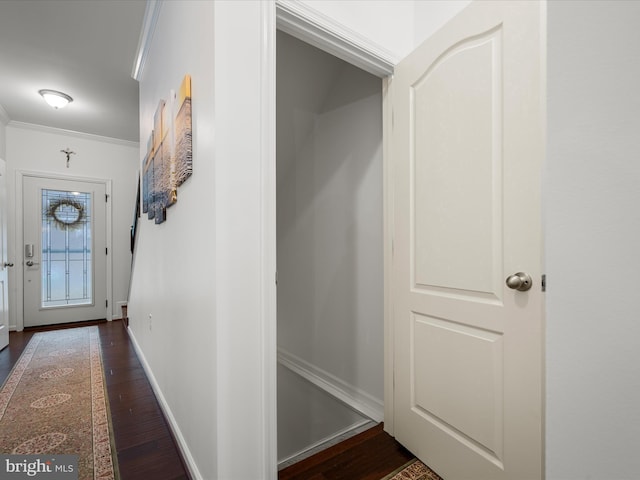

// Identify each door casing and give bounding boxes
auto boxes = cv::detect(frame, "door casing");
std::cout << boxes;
[0,158,9,351]
[14,170,113,331]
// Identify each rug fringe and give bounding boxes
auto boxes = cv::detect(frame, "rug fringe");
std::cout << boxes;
[380,459,418,480]
[380,458,443,480]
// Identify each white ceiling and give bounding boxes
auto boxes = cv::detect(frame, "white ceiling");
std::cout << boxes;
[0,0,147,143]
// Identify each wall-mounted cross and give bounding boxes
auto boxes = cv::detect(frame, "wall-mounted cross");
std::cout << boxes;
[60,148,76,168]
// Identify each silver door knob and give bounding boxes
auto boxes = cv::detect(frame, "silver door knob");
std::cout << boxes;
[3,262,13,267]
[506,272,532,291]
[26,260,38,267]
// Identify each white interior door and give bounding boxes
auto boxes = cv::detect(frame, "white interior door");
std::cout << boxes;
[22,175,107,327]
[390,1,544,479]
[0,159,9,350]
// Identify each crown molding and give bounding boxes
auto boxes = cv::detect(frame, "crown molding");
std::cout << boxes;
[275,0,397,78]
[132,0,162,81]
[133,1,396,80]
[7,121,139,148]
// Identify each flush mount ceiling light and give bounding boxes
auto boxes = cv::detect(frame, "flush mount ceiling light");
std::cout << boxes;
[38,89,73,109]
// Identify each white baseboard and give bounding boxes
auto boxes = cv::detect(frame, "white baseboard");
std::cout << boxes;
[112,301,127,320]
[277,348,384,422]
[125,327,203,480]
[277,418,375,469]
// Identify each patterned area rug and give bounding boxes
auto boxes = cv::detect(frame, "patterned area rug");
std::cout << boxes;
[0,326,117,479]
[382,459,443,480]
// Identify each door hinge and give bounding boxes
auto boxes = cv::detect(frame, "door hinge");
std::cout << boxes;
[106,299,108,308]
[105,194,109,202]
[541,274,546,292]
[275,271,278,285]
[105,247,108,255]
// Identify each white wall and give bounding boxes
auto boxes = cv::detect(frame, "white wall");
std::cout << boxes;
[299,0,414,60]
[130,0,279,477]
[128,1,217,478]
[546,2,640,478]
[299,0,469,61]
[5,124,138,329]
[413,0,470,48]
[0,106,7,158]
[213,1,275,477]
[277,32,384,404]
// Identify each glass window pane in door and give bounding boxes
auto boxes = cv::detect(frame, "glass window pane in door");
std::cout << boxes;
[41,189,92,307]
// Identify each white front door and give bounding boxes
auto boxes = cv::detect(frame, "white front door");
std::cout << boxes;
[0,159,9,350]
[22,175,107,327]
[390,1,544,479]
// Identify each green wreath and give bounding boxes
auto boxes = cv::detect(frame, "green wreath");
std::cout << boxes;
[47,198,85,230]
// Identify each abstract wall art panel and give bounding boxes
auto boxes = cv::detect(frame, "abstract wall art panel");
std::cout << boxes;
[142,133,152,214]
[174,74,192,187]
[141,74,192,226]
[144,133,155,220]
[151,100,165,223]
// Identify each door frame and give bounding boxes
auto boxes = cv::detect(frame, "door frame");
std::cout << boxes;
[262,1,397,475]
[0,158,9,350]
[275,0,397,77]
[14,170,113,331]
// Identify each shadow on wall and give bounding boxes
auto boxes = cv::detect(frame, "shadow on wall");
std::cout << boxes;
[276,30,384,460]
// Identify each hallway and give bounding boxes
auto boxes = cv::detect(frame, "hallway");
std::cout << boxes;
[0,320,190,480]
[1,320,420,480]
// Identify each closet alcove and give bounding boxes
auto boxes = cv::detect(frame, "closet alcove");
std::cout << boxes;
[276,31,385,467]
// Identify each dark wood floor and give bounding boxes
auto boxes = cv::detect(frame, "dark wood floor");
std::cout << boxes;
[2,320,416,480]
[0,320,190,480]
[278,423,415,480]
